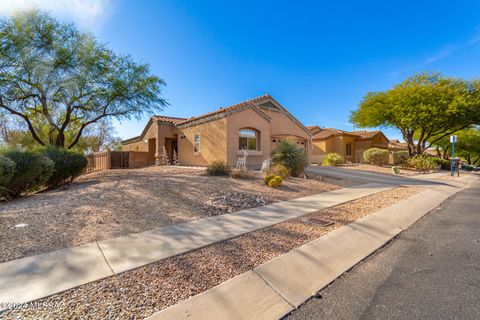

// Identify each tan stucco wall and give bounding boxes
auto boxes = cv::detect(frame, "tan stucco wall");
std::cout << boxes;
[122,101,314,167]
[225,108,271,167]
[122,121,158,152]
[260,107,311,164]
[355,135,389,162]
[262,109,310,140]
[177,118,227,166]
[311,135,357,163]
[311,140,327,164]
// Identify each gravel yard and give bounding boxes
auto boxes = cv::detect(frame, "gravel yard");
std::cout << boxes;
[0,166,339,263]
[2,185,423,319]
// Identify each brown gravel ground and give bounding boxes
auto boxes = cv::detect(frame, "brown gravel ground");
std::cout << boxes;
[339,164,422,176]
[1,185,424,320]
[0,166,339,263]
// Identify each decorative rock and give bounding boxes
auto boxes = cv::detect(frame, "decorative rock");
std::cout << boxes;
[201,191,274,216]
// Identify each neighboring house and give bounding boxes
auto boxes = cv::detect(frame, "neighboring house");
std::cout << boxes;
[388,139,409,151]
[309,127,390,163]
[121,94,312,168]
[351,130,390,162]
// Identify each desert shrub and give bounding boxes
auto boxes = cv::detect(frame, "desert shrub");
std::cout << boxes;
[363,148,389,165]
[405,154,438,171]
[264,173,276,185]
[268,164,290,178]
[1,149,54,197]
[0,155,15,199]
[0,155,15,186]
[268,175,283,188]
[393,151,409,165]
[429,157,450,170]
[206,161,230,176]
[40,146,88,187]
[271,139,305,177]
[322,153,344,166]
[230,168,249,179]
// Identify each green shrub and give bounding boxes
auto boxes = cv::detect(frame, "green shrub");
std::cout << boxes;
[206,161,230,176]
[230,168,249,179]
[405,154,438,171]
[0,155,15,186]
[363,148,389,165]
[322,153,344,166]
[268,175,283,188]
[463,164,474,171]
[429,157,450,170]
[393,151,409,165]
[40,146,88,187]
[1,149,54,197]
[268,164,290,178]
[271,139,305,177]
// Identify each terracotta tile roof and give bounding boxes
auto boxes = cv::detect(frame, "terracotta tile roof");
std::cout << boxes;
[312,128,355,139]
[177,94,271,126]
[151,115,187,124]
[388,140,408,150]
[306,125,322,134]
[350,130,382,139]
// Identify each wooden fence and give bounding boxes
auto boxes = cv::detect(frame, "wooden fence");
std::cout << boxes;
[86,151,149,171]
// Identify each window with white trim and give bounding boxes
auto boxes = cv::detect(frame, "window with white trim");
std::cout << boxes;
[239,129,259,151]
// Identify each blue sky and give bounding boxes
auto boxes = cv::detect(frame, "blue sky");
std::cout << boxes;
[2,0,480,141]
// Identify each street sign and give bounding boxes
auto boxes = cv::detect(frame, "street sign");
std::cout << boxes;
[450,135,457,177]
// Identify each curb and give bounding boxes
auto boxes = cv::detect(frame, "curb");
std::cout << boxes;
[147,183,465,320]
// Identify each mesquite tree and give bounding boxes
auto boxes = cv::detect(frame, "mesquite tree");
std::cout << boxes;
[350,73,480,156]
[0,11,167,149]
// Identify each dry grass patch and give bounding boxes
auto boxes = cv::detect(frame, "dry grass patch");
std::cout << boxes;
[2,185,424,320]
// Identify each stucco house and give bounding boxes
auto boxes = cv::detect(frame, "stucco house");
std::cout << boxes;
[308,127,390,163]
[121,94,312,168]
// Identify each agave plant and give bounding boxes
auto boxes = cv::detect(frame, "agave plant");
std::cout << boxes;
[271,139,305,177]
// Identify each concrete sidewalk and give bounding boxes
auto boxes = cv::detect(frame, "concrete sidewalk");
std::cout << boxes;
[147,180,471,320]
[0,183,391,308]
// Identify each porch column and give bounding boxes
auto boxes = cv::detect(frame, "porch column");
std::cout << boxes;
[156,137,165,165]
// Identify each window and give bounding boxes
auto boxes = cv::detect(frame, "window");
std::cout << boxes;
[239,129,258,151]
[346,143,352,156]
[194,134,200,152]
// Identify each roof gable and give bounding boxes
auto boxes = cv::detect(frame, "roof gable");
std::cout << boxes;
[254,96,312,137]
[176,94,272,128]
[122,116,186,144]
[351,130,389,142]
[312,128,357,140]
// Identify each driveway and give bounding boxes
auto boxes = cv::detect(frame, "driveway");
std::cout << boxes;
[287,178,480,320]
[305,166,448,186]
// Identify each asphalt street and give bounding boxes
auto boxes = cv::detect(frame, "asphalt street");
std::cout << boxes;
[286,178,480,320]
[305,166,447,186]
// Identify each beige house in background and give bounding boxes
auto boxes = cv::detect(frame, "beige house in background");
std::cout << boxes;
[122,94,312,168]
[308,127,390,163]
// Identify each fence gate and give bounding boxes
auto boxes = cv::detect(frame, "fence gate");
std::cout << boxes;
[110,151,129,169]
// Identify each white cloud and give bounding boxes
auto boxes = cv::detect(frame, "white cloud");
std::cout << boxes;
[425,46,458,64]
[0,0,114,30]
